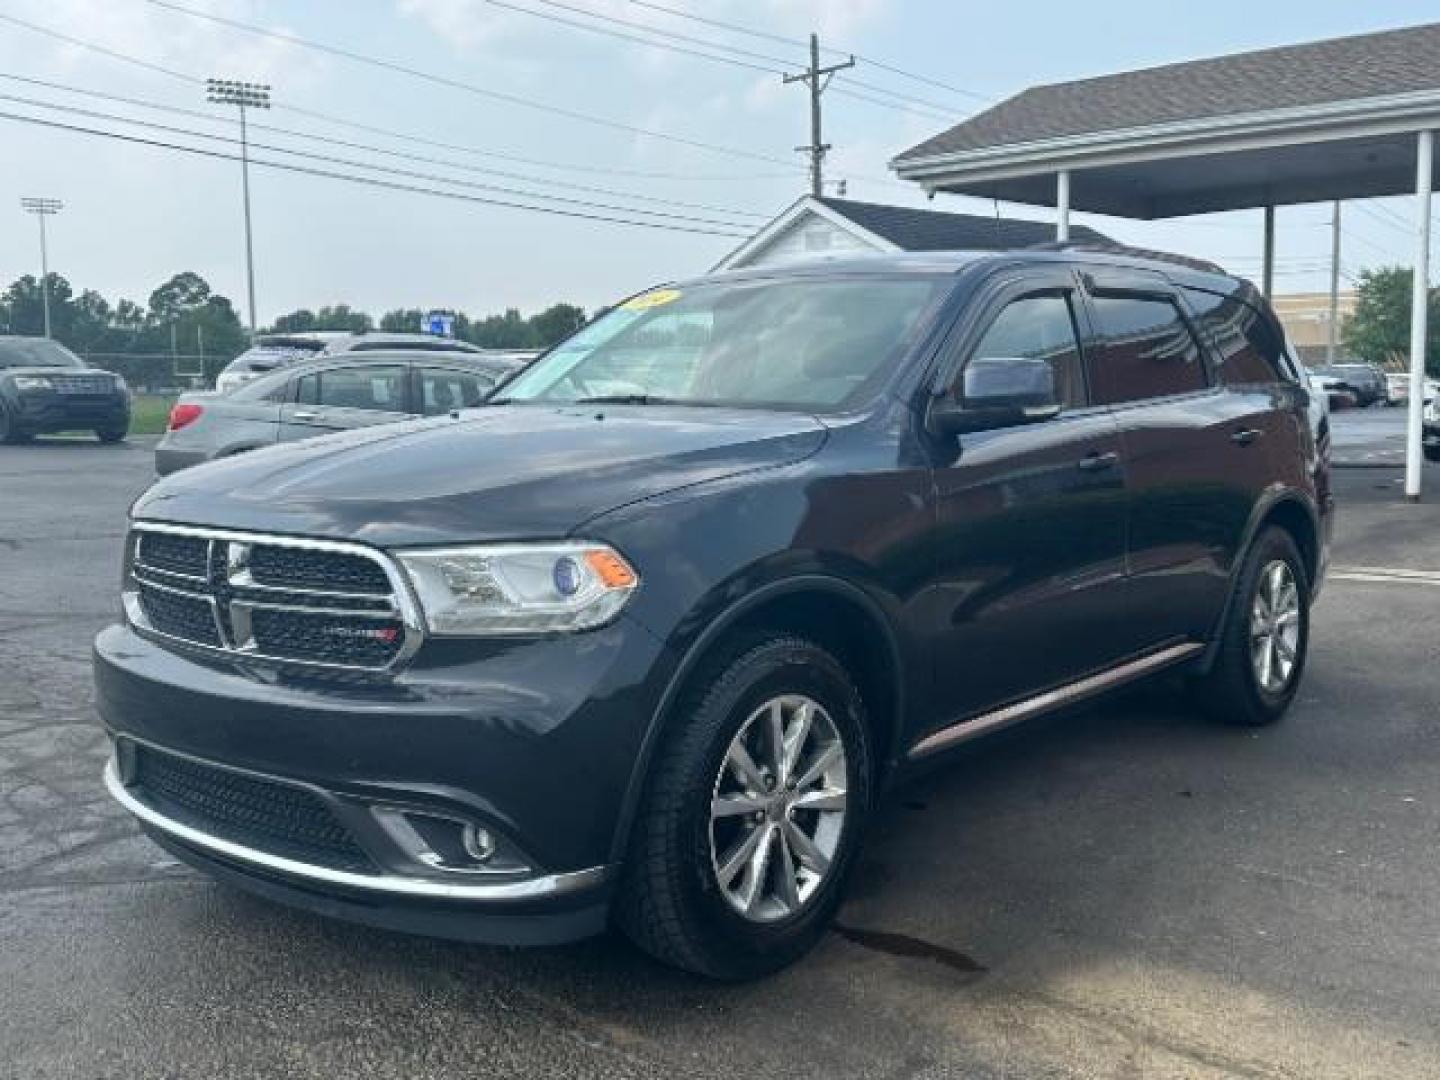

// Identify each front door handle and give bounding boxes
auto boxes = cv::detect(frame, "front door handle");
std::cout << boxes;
[1231,428,1263,446]
[1077,450,1119,472]
[291,410,320,421]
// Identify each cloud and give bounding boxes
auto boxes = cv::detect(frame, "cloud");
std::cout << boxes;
[0,0,317,89]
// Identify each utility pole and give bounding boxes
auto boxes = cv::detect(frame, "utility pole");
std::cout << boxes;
[20,197,63,338]
[783,34,854,197]
[206,78,270,337]
[1326,200,1342,365]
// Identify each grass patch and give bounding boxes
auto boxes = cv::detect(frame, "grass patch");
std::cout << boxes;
[129,393,176,436]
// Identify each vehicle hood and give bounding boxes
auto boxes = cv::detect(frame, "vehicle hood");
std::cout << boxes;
[133,404,828,546]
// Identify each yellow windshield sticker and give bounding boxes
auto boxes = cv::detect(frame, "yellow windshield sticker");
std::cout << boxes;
[622,288,682,311]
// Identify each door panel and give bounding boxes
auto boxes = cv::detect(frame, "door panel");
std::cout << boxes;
[930,410,1130,722]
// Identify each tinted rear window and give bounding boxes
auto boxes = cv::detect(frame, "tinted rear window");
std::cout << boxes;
[1087,295,1207,404]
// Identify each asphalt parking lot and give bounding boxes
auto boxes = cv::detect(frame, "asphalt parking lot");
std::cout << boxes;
[3,413,1439,1079]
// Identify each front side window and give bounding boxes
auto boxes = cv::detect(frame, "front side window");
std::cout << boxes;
[294,365,408,411]
[1088,295,1207,405]
[498,276,949,411]
[419,367,493,415]
[965,292,1086,409]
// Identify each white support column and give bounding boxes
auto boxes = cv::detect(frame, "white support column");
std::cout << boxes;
[1262,204,1276,299]
[1404,129,1433,502]
[1056,170,1071,242]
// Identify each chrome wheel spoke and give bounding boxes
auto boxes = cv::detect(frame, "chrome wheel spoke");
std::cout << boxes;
[717,825,765,889]
[781,700,813,782]
[794,741,842,791]
[783,819,831,875]
[774,828,802,913]
[711,794,765,819]
[791,786,847,813]
[726,741,767,794]
[738,825,776,915]
[763,700,786,780]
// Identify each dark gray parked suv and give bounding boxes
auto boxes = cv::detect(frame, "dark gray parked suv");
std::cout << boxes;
[0,336,130,443]
[95,250,1331,978]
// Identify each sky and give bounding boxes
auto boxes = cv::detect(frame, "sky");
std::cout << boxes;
[0,0,1434,326]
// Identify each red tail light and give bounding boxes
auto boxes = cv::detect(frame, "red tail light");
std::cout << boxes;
[168,403,204,431]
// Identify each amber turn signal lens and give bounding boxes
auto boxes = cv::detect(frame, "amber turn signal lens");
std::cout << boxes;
[584,549,638,589]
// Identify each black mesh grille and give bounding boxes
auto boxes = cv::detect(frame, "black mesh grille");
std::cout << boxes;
[138,584,220,646]
[52,374,115,394]
[248,546,391,594]
[132,745,374,872]
[138,532,209,578]
[251,608,405,666]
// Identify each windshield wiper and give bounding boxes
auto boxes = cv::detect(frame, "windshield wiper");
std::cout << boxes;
[572,394,685,405]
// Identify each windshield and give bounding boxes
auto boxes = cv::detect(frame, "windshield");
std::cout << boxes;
[0,338,85,369]
[499,276,948,411]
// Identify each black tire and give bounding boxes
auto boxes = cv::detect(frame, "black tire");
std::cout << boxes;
[1193,527,1310,727]
[95,424,128,444]
[615,633,872,980]
[0,406,29,445]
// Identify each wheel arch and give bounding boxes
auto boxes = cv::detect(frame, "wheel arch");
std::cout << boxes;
[1196,489,1320,673]
[608,575,907,865]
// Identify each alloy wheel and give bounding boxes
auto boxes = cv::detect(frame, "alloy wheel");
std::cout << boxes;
[708,694,848,923]
[1250,559,1301,694]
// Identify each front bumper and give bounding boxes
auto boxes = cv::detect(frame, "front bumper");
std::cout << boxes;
[95,616,673,944]
[12,390,128,433]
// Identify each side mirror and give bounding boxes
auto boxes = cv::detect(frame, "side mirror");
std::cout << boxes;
[930,357,1062,436]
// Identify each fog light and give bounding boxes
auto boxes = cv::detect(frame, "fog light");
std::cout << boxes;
[462,824,497,862]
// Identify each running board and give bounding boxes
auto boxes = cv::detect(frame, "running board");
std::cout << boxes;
[907,642,1204,760]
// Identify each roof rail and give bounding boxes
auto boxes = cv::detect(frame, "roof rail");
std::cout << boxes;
[1029,240,1227,276]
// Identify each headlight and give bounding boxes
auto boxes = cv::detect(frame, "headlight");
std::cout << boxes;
[13,376,52,391]
[395,542,638,636]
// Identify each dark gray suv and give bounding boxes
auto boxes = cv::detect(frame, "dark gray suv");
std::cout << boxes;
[0,336,130,443]
[96,250,1331,979]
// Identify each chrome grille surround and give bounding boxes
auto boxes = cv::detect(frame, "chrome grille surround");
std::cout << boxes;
[124,521,424,674]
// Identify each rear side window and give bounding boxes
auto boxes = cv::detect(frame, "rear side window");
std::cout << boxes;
[294,366,408,411]
[1087,295,1207,405]
[1184,288,1294,385]
[967,292,1087,409]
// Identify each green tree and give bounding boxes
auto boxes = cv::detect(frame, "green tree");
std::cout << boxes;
[272,304,372,332]
[379,307,424,332]
[1342,266,1440,373]
[147,271,211,322]
[528,302,586,347]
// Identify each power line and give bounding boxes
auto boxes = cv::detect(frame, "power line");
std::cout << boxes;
[626,0,992,103]
[476,0,785,76]
[136,0,804,169]
[489,0,962,118]
[0,108,750,238]
[0,73,772,220]
[0,91,758,230]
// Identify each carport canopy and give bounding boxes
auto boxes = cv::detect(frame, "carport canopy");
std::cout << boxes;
[892,22,1440,499]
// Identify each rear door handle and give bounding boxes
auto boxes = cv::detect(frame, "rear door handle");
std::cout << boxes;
[291,410,320,421]
[1077,450,1119,472]
[1231,428,1263,446]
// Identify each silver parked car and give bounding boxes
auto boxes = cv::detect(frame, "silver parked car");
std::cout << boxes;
[155,349,528,475]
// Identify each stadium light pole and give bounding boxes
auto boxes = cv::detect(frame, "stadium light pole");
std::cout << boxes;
[206,78,270,336]
[19,197,63,338]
